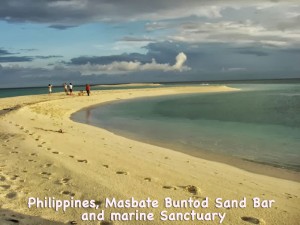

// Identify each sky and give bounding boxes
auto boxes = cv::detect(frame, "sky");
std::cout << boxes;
[0,0,300,88]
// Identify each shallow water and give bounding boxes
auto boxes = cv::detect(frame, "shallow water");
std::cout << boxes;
[72,84,300,172]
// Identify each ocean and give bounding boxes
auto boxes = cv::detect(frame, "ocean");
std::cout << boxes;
[72,83,300,173]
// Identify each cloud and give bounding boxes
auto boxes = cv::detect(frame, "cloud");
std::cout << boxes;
[69,53,151,65]
[35,55,63,59]
[0,54,63,63]
[0,49,13,55]
[48,24,77,30]
[119,36,155,42]
[74,52,190,75]
[20,48,37,52]
[168,19,300,46]
[173,52,188,70]
[1,0,298,27]
[1,40,300,88]
[0,56,33,62]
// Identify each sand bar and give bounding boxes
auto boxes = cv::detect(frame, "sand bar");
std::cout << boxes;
[0,85,299,225]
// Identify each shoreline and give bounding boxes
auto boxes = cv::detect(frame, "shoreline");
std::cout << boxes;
[0,85,299,224]
[72,105,300,183]
[71,92,300,183]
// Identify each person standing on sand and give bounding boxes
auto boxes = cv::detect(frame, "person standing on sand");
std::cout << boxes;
[85,84,91,96]
[48,84,52,94]
[69,83,73,95]
[64,83,68,95]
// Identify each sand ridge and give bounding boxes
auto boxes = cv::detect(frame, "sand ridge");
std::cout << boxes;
[0,85,299,225]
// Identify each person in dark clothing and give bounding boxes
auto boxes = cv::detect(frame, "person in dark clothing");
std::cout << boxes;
[85,84,91,96]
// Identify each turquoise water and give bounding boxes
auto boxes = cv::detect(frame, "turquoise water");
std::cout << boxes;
[73,84,300,171]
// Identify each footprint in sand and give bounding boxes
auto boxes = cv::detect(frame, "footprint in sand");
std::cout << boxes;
[28,159,37,163]
[55,178,70,186]
[10,151,19,154]
[241,216,263,224]
[30,153,38,156]
[163,185,177,190]
[116,171,128,175]
[77,159,88,163]
[182,185,201,195]
[0,184,11,190]
[6,192,17,199]
[52,151,60,154]
[61,190,75,196]
[61,178,71,184]
[43,163,52,168]
[38,145,43,148]
[103,164,109,168]
[69,155,74,158]
[10,175,19,180]
[0,175,6,181]
[144,177,152,182]
[284,193,293,199]
[47,147,51,151]
[40,172,51,176]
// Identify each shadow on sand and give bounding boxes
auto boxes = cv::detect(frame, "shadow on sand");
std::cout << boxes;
[0,209,69,225]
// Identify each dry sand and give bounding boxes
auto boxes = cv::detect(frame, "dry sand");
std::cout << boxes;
[0,86,299,225]
[93,83,161,88]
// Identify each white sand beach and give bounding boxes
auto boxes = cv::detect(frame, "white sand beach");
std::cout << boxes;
[0,86,299,225]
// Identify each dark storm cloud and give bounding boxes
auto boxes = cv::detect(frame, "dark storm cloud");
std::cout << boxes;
[0,49,13,55]
[67,41,300,77]
[48,24,77,30]
[0,48,33,62]
[35,55,63,59]
[0,65,82,88]
[0,0,295,26]
[68,42,184,66]
[0,56,33,62]
[0,51,63,62]
[69,53,152,65]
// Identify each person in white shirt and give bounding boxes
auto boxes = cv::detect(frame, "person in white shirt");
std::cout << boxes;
[69,83,73,95]
[48,84,52,94]
[64,83,68,95]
